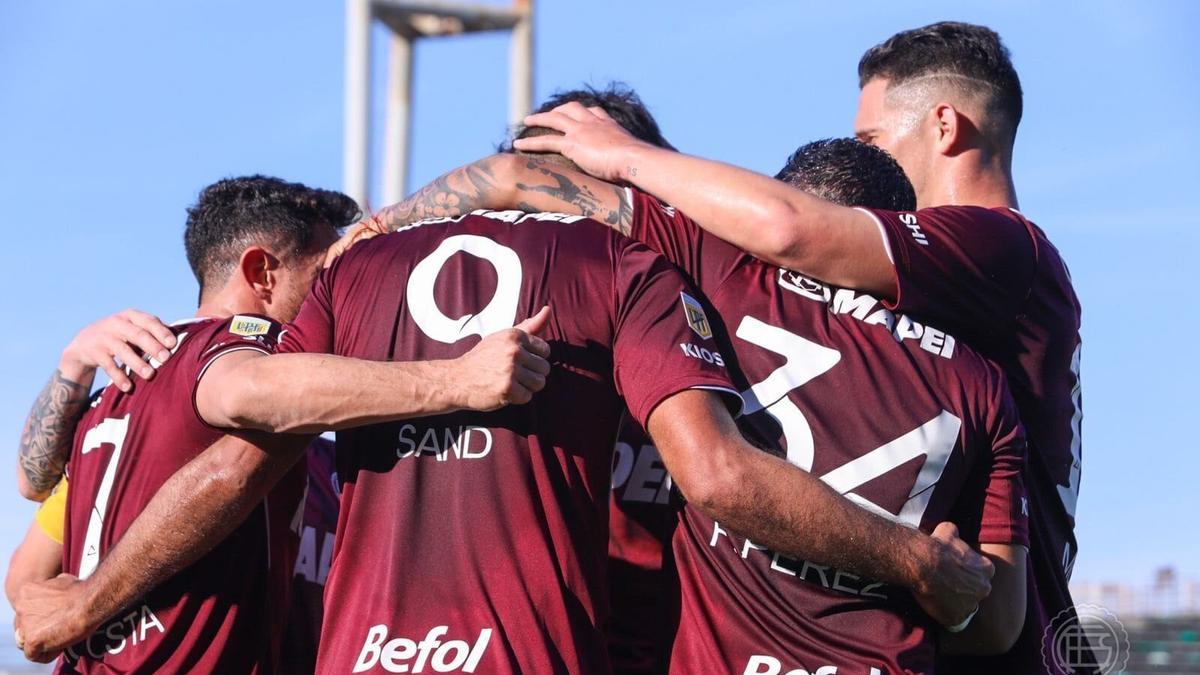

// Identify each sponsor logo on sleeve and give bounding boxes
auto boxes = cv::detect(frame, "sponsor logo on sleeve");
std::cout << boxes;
[898,213,929,246]
[229,315,272,337]
[680,292,713,340]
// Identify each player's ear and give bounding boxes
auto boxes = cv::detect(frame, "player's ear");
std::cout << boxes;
[932,102,963,156]
[238,246,278,301]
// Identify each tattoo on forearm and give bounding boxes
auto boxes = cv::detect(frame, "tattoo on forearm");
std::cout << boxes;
[19,370,89,494]
[514,159,633,235]
[372,160,502,232]
[366,155,634,236]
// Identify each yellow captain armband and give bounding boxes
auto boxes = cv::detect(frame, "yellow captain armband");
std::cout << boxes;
[33,477,68,545]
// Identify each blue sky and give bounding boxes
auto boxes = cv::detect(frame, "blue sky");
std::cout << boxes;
[1,0,1197,629]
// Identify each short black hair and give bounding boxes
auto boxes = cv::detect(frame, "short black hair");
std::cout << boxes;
[184,175,359,294]
[775,138,917,211]
[503,82,674,151]
[858,21,1022,140]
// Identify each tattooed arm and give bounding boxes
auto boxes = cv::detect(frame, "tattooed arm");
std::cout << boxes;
[370,153,634,235]
[17,311,176,501]
[17,369,90,501]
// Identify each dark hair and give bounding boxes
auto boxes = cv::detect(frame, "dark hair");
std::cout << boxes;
[184,175,360,294]
[503,83,675,151]
[775,138,917,211]
[858,21,1022,140]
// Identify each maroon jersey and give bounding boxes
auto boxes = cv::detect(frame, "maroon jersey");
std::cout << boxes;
[59,316,305,674]
[279,210,740,674]
[861,206,1084,673]
[282,435,340,674]
[621,190,1028,674]
[606,419,680,675]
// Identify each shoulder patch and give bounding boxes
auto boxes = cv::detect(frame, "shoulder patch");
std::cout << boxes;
[680,292,712,340]
[230,315,271,337]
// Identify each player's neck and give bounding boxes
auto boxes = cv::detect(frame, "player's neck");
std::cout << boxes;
[919,159,1018,210]
[195,290,259,321]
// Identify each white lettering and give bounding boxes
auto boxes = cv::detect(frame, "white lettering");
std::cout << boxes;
[295,526,317,581]
[900,213,929,245]
[891,314,923,343]
[460,427,492,459]
[611,442,635,489]
[741,538,768,559]
[104,620,126,655]
[918,326,947,356]
[354,625,493,673]
[769,553,797,577]
[77,604,166,660]
[380,638,417,671]
[745,655,780,675]
[625,445,667,503]
[830,289,878,320]
[397,425,493,461]
[709,521,730,547]
[863,308,895,332]
[679,343,725,366]
[318,531,334,585]
[138,606,164,642]
[743,654,845,675]
[354,625,388,672]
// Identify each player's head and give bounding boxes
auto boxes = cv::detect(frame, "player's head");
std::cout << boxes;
[505,83,674,167]
[775,138,917,211]
[184,175,358,320]
[854,22,1022,201]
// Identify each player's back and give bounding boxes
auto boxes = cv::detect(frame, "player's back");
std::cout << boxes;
[281,210,737,675]
[621,190,1028,674]
[60,317,304,674]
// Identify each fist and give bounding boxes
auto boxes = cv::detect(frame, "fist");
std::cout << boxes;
[912,522,995,629]
[454,307,553,410]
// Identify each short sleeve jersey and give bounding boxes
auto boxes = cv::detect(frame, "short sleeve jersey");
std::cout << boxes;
[59,316,306,675]
[624,190,1029,675]
[281,435,340,674]
[280,210,740,675]
[863,206,1084,673]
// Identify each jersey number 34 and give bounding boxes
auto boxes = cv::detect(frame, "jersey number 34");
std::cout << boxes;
[737,315,960,529]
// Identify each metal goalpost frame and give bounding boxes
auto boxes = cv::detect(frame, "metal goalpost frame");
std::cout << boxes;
[343,0,534,209]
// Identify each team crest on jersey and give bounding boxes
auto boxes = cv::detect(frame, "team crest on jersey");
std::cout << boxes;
[229,315,271,337]
[680,292,712,340]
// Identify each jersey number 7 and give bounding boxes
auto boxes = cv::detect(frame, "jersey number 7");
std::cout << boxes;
[78,414,131,579]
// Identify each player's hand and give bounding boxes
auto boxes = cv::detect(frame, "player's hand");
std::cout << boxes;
[14,574,94,663]
[512,102,649,182]
[62,309,176,392]
[453,306,553,410]
[912,522,995,629]
[324,217,389,268]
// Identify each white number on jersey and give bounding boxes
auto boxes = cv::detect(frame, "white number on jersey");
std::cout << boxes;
[407,235,522,344]
[78,415,131,579]
[736,315,960,528]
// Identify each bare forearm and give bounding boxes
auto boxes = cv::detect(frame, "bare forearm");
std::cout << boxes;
[17,360,95,500]
[698,445,931,590]
[371,155,513,231]
[226,354,467,434]
[373,154,630,233]
[76,435,304,631]
[615,144,838,259]
[940,544,1027,654]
